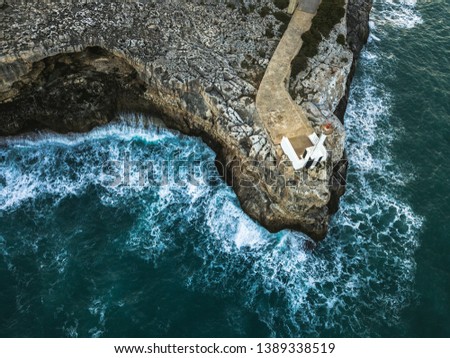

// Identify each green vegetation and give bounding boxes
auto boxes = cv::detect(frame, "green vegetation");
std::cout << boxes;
[228,1,293,38]
[274,0,290,10]
[265,24,275,39]
[273,10,291,35]
[337,34,346,46]
[291,0,346,77]
[273,10,291,24]
[259,6,271,17]
[226,2,236,10]
[241,55,265,87]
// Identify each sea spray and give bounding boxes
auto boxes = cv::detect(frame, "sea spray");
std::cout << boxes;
[0,1,425,338]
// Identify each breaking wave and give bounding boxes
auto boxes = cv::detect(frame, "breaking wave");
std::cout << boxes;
[188,0,424,336]
[0,2,423,337]
[371,0,423,30]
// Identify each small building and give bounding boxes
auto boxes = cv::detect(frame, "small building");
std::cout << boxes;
[280,124,333,170]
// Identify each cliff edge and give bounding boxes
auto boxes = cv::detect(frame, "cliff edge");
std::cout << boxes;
[0,0,372,241]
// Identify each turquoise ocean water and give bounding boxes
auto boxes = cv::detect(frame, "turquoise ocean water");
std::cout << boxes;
[0,1,449,337]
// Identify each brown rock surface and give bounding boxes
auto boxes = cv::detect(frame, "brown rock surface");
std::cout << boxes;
[0,0,372,240]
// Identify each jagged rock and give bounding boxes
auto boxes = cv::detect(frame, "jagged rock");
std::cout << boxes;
[347,0,373,55]
[0,0,372,241]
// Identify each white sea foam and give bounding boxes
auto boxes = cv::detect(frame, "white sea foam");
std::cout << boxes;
[183,1,423,336]
[63,320,79,338]
[0,119,178,211]
[204,190,268,252]
[88,296,108,338]
[0,2,424,337]
[372,0,423,29]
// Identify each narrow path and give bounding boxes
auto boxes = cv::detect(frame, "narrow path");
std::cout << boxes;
[256,0,321,151]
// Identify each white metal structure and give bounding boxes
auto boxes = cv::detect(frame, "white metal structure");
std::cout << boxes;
[281,132,328,170]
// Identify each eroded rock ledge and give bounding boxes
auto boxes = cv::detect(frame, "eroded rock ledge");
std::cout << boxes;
[0,0,372,241]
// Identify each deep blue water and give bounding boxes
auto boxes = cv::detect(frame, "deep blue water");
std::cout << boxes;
[0,1,449,337]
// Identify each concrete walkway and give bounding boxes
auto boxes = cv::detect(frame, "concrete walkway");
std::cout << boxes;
[299,0,321,14]
[256,0,321,151]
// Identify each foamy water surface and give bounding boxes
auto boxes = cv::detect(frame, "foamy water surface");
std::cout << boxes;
[0,2,429,337]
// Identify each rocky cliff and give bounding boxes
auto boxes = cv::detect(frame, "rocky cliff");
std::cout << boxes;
[0,0,372,241]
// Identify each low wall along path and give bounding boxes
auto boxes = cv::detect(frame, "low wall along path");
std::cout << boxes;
[256,0,322,156]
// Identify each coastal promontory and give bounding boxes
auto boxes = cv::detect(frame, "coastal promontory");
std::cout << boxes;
[0,0,372,240]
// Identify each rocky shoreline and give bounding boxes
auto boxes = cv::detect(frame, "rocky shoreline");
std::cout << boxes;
[0,0,372,241]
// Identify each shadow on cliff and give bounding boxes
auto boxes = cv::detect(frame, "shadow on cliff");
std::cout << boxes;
[0,47,158,135]
[0,46,300,237]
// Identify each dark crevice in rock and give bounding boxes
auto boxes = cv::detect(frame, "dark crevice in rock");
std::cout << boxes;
[330,0,373,217]
[0,47,155,135]
[334,0,373,122]
[0,1,373,242]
